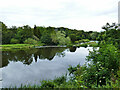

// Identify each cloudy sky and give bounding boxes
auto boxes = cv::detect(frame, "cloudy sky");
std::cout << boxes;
[0,0,119,31]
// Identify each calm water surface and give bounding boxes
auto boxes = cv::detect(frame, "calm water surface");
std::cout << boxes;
[1,47,93,88]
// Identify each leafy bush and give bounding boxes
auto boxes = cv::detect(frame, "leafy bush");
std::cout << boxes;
[87,44,120,73]
[80,43,88,47]
[24,38,38,45]
[40,34,52,45]
[75,41,79,44]
[79,39,90,43]
[10,38,20,44]
[40,80,56,88]
[53,75,67,85]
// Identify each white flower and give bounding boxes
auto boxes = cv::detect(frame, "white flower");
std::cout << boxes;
[112,69,114,71]
[99,80,101,82]
[97,62,99,64]
[103,77,105,79]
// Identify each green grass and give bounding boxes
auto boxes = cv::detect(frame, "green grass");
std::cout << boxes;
[0,44,32,47]
[75,42,99,47]
[87,42,98,47]
[0,44,35,50]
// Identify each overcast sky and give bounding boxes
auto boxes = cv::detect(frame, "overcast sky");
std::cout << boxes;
[0,0,119,31]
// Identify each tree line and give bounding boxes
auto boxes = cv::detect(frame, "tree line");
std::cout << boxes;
[1,21,99,45]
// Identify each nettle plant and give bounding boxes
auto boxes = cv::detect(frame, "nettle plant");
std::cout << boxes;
[84,44,120,87]
[87,44,120,73]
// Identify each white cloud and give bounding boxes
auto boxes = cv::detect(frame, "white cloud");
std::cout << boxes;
[0,0,119,31]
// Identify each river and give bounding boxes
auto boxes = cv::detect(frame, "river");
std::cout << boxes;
[1,47,94,88]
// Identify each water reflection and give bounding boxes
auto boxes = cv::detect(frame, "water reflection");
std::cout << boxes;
[69,47,77,52]
[2,47,93,88]
[2,47,66,68]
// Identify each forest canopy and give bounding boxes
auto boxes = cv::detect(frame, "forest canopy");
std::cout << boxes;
[1,21,100,45]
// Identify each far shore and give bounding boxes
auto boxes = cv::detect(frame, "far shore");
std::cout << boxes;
[0,41,98,51]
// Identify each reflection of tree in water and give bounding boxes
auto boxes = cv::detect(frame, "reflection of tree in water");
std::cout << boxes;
[34,48,66,61]
[2,47,66,68]
[69,47,77,52]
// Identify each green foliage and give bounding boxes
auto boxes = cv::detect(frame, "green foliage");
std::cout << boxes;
[80,43,88,47]
[75,41,79,44]
[99,23,120,48]
[40,75,67,88]
[88,42,98,47]
[87,44,120,73]
[69,34,77,43]
[79,39,90,43]
[51,32,58,45]
[2,22,100,45]
[10,38,20,44]
[40,80,56,88]
[1,44,34,50]
[40,33,52,45]
[66,44,73,47]
[56,31,71,45]
[15,25,33,43]
[24,38,38,45]
[53,75,67,86]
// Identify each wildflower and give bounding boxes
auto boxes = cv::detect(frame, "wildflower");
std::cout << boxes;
[112,69,114,71]
[103,77,105,79]
[97,62,99,64]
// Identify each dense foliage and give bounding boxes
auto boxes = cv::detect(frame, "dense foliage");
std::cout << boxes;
[1,21,99,45]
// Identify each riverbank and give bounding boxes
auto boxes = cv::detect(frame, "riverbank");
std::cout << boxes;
[72,41,99,47]
[0,44,35,51]
[0,41,98,51]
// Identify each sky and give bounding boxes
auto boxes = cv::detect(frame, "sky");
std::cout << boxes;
[0,0,119,31]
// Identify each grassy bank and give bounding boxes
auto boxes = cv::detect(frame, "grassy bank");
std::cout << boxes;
[74,42,99,47]
[0,44,36,51]
[0,42,99,51]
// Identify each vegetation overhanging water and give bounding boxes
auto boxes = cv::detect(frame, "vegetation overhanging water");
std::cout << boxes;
[1,22,120,88]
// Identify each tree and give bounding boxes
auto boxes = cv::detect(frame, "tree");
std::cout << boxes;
[10,38,19,44]
[16,25,33,43]
[99,23,120,48]
[24,38,37,45]
[56,31,71,45]
[41,33,52,45]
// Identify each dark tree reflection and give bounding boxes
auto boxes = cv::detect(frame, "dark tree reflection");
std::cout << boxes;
[2,47,66,68]
[69,47,77,52]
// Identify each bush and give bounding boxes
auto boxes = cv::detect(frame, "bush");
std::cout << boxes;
[79,39,90,43]
[67,44,73,47]
[24,38,38,45]
[87,44,120,73]
[75,41,79,44]
[10,38,20,44]
[40,80,56,88]
[80,43,88,47]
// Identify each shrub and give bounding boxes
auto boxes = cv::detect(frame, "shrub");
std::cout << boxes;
[87,44,120,73]
[10,38,20,44]
[79,39,90,43]
[80,43,88,47]
[40,80,56,88]
[24,38,38,45]
[53,75,67,85]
